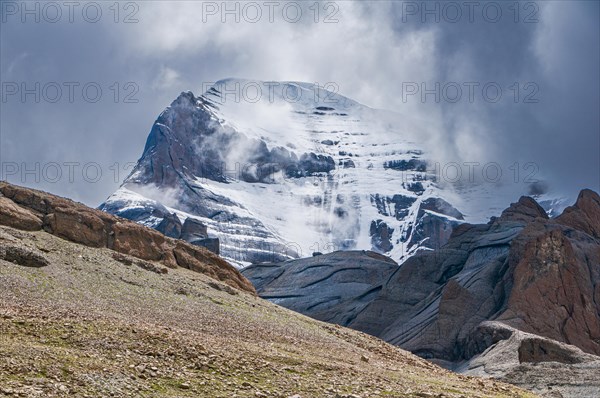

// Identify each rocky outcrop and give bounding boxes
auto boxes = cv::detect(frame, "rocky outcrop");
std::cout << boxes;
[369,194,464,256]
[0,245,49,268]
[502,228,600,353]
[384,159,427,172]
[0,196,44,231]
[370,220,394,252]
[556,189,600,238]
[419,197,465,221]
[177,218,220,254]
[0,182,255,294]
[155,212,182,239]
[406,200,463,252]
[458,322,600,398]
[497,196,548,223]
[190,237,220,255]
[244,190,600,396]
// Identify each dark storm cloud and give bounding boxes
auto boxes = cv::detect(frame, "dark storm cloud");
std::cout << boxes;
[0,0,598,207]
[389,1,599,199]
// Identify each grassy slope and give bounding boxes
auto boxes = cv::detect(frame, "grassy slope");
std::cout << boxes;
[0,226,538,398]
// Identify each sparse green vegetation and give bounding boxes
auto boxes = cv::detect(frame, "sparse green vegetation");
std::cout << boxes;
[0,226,539,398]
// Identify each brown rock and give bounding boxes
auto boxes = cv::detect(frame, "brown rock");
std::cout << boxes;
[111,221,166,261]
[173,241,254,293]
[497,196,548,223]
[44,206,109,248]
[556,189,600,239]
[503,228,600,355]
[0,197,43,231]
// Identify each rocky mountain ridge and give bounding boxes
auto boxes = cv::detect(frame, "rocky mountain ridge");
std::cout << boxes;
[243,189,600,397]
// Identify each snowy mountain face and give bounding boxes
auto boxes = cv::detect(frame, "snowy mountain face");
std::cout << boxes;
[100,79,466,267]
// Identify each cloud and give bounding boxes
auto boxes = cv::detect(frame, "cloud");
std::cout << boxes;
[152,66,182,91]
[0,0,597,209]
[131,184,182,210]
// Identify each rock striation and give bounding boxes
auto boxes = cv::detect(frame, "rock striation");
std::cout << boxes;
[242,250,398,326]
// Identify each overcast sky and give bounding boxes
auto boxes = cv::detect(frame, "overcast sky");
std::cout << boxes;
[1,0,598,208]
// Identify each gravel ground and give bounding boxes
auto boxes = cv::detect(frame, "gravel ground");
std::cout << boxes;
[0,226,538,398]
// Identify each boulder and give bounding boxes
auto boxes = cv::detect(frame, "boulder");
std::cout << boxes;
[0,245,49,268]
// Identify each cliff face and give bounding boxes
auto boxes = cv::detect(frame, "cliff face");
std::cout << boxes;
[0,182,255,294]
[500,189,600,355]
